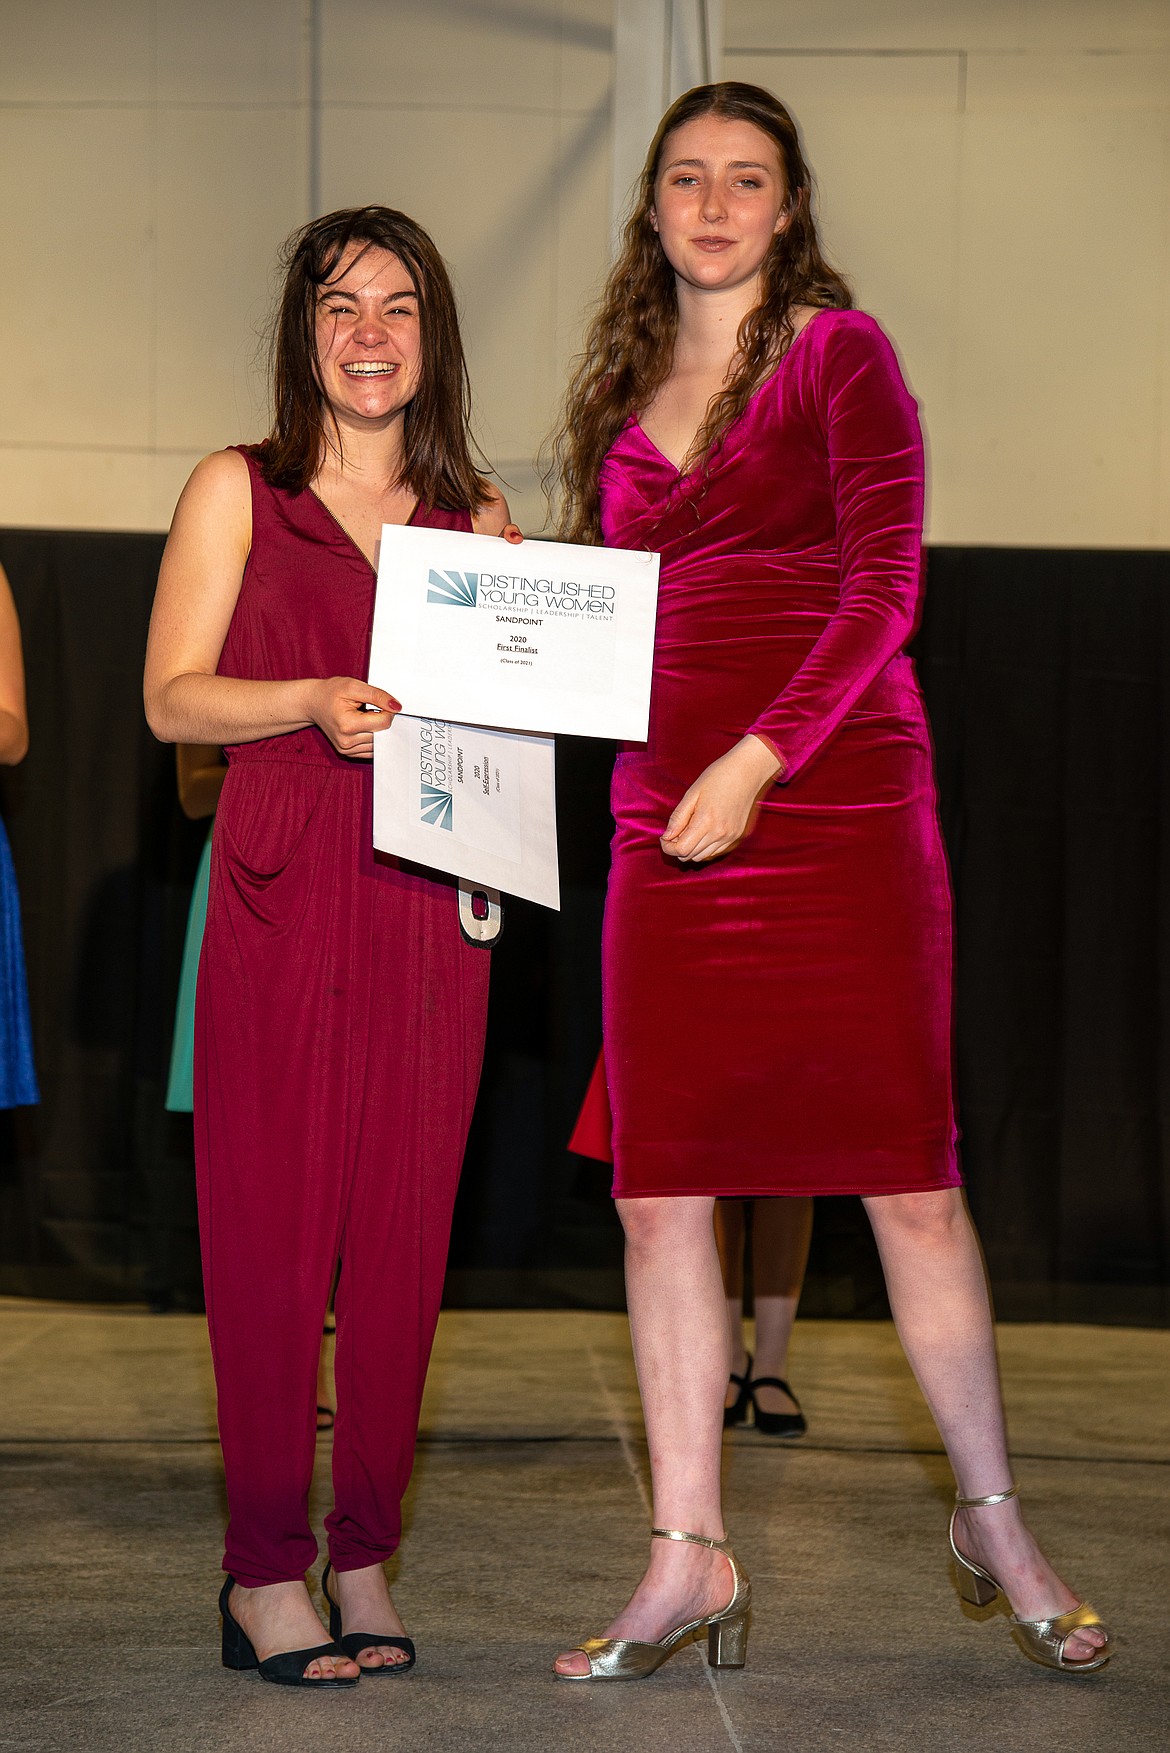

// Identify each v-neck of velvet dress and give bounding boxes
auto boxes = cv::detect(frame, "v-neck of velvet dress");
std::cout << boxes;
[600,309,960,1198]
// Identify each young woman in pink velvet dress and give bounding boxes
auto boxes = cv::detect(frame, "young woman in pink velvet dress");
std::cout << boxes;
[549,83,1111,1681]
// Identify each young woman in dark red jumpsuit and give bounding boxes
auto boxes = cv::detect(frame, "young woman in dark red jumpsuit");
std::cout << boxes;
[145,208,519,1687]
[549,85,1111,1682]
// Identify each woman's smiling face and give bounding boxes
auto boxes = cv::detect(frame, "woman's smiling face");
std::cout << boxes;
[314,242,423,425]
[650,114,790,293]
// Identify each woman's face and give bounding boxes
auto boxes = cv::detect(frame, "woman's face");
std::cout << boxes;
[650,115,789,293]
[314,242,423,425]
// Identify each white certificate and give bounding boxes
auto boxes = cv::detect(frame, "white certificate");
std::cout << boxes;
[369,523,660,740]
[373,714,560,911]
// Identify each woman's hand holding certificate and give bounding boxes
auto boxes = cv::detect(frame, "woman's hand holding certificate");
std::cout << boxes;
[368,524,660,911]
[368,524,660,740]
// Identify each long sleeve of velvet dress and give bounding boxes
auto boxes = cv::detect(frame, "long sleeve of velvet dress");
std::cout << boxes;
[599,309,960,1197]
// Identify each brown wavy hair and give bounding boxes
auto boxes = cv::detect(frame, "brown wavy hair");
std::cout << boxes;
[547,82,851,542]
[259,205,491,512]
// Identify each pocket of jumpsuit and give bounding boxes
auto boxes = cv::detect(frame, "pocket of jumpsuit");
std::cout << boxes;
[216,761,335,936]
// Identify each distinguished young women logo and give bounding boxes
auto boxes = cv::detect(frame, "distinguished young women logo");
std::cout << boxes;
[418,719,454,830]
[420,781,454,829]
[427,569,478,607]
[425,564,615,618]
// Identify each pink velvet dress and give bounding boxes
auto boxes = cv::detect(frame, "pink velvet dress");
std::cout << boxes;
[601,309,961,1198]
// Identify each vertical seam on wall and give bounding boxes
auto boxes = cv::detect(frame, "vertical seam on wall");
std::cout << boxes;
[949,47,968,459]
[147,0,159,456]
[552,0,564,485]
[1156,109,1170,544]
[662,1,673,112]
[306,0,321,221]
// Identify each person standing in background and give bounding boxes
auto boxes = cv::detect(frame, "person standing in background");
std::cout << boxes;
[0,564,37,1111]
[164,744,225,1115]
[716,1197,811,1436]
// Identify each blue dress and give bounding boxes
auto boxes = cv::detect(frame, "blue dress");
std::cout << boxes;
[0,816,38,1107]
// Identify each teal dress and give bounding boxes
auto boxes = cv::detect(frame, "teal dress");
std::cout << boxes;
[165,828,213,1112]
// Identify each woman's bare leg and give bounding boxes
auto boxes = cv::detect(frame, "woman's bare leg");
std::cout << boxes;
[864,1188,1106,1663]
[713,1198,748,1406]
[554,1196,735,1675]
[316,1325,335,1429]
[750,1196,813,1417]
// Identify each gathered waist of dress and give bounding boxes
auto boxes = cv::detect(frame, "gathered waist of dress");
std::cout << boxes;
[653,597,849,657]
[656,545,843,587]
[225,726,364,770]
[653,558,850,639]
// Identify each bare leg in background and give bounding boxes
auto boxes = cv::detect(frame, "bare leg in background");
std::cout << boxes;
[715,1196,813,1417]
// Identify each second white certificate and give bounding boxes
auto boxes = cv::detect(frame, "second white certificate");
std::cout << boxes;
[372,714,559,910]
[370,523,660,740]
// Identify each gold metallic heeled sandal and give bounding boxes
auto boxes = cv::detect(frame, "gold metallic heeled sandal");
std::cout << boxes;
[948,1485,1112,1673]
[557,1527,751,1681]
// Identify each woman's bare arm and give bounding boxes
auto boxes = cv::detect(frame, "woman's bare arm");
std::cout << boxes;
[176,743,227,820]
[0,565,30,766]
[144,451,397,755]
[472,487,522,540]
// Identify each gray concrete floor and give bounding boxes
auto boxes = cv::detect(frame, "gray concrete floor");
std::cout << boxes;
[1,1302,1166,1752]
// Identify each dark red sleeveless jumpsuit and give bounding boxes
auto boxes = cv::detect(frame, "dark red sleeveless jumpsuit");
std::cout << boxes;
[194,448,490,1587]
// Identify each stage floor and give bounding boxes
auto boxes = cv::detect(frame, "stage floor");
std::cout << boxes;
[2,1302,1166,1752]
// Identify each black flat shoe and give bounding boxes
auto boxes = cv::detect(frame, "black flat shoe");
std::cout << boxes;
[750,1376,807,1438]
[321,1562,417,1675]
[723,1352,754,1428]
[219,1575,358,1687]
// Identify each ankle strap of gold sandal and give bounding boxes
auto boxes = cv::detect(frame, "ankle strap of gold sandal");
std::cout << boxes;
[651,1527,729,1550]
[954,1484,1019,1509]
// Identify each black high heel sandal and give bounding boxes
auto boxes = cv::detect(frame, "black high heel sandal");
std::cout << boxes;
[321,1562,417,1675]
[723,1352,754,1428]
[750,1376,807,1438]
[219,1575,358,1687]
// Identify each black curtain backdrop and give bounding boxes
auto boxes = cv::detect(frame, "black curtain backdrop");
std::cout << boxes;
[0,530,206,1307]
[1,528,1167,1323]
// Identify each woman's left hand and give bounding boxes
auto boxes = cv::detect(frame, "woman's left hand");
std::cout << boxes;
[661,735,784,863]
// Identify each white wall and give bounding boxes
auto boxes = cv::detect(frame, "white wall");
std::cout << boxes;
[0,0,314,531]
[317,0,611,527]
[0,0,611,535]
[0,1,1167,546]
[726,1,1170,546]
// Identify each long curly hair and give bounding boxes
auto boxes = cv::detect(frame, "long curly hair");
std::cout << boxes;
[259,205,492,513]
[547,83,851,542]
